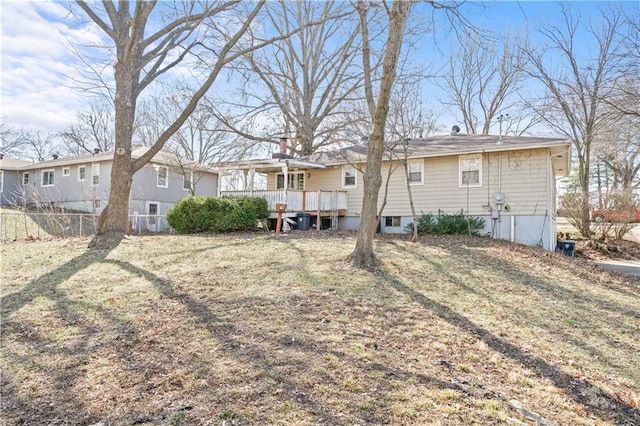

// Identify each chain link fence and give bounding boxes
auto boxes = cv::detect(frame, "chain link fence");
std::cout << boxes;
[0,210,171,241]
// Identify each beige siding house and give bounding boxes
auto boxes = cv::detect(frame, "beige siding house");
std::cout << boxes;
[218,134,570,251]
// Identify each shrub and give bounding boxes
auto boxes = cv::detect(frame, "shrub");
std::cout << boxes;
[167,196,269,234]
[405,212,485,236]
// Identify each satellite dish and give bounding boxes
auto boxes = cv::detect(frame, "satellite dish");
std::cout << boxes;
[451,125,461,136]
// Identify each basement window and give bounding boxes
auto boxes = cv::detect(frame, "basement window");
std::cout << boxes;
[385,216,401,227]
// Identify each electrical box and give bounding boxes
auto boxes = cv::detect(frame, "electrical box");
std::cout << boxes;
[494,192,505,205]
[491,209,500,219]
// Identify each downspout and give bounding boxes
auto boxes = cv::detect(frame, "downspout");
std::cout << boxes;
[495,114,507,241]
[499,151,503,237]
[498,151,502,197]
[548,149,554,250]
[217,168,223,197]
[282,160,289,206]
[511,215,515,243]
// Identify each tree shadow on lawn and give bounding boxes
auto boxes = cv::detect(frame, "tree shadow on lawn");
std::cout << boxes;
[1,235,336,424]
[378,268,640,425]
[391,241,640,364]
[110,258,476,424]
[1,242,125,423]
[445,243,640,362]
[1,241,119,320]
[1,297,155,424]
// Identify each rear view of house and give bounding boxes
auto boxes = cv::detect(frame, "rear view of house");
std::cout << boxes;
[308,135,570,250]
[218,134,570,251]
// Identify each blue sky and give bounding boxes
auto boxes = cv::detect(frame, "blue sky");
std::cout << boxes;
[0,1,635,137]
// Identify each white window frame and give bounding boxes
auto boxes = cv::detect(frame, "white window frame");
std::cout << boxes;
[42,169,55,187]
[0,171,3,193]
[78,165,87,181]
[183,171,193,191]
[342,166,357,188]
[157,166,168,188]
[459,154,482,188]
[62,167,70,177]
[91,163,100,186]
[276,172,304,190]
[23,172,29,185]
[407,160,424,185]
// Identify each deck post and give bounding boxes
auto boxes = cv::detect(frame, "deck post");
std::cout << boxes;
[249,168,255,195]
[216,168,223,197]
[282,162,289,208]
[316,191,321,231]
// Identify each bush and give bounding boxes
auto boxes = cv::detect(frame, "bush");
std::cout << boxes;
[167,196,269,234]
[405,212,485,236]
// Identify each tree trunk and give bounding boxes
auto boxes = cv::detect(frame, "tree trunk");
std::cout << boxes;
[351,1,411,268]
[352,144,384,268]
[96,50,137,239]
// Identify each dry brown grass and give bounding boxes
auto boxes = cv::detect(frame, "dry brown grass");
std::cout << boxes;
[1,232,639,425]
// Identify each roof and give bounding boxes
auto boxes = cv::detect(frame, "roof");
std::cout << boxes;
[0,158,33,170]
[305,134,570,165]
[4,147,217,173]
[213,157,326,173]
[304,134,571,176]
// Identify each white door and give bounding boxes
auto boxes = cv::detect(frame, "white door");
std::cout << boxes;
[147,202,158,231]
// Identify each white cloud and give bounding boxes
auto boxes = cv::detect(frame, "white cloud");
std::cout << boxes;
[1,0,109,133]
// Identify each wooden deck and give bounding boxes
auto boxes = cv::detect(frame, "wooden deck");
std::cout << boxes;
[221,190,347,217]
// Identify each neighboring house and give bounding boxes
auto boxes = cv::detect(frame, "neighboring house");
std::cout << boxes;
[0,147,218,230]
[0,156,34,206]
[217,134,570,251]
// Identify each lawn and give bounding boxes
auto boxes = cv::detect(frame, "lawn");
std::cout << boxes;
[1,232,639,425]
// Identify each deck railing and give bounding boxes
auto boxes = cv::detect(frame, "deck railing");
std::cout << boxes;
[221,190,347,213]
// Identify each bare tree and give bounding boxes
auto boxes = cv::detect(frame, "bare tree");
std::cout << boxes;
[443,33,526,135]
[387,81,438,241]
[594,114,640,196]
[60,100,115,155]
[139,90,259,163]
[136,90,261,195]
[209,0,362,156]
[0,124,28,158]
[522,4,623,237]
[351,0,413,268]
[605,9,640,119]
[73,1,301,240]
[15,129,62,162]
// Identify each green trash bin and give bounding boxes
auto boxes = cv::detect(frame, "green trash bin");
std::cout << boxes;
[297,213,311,231]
